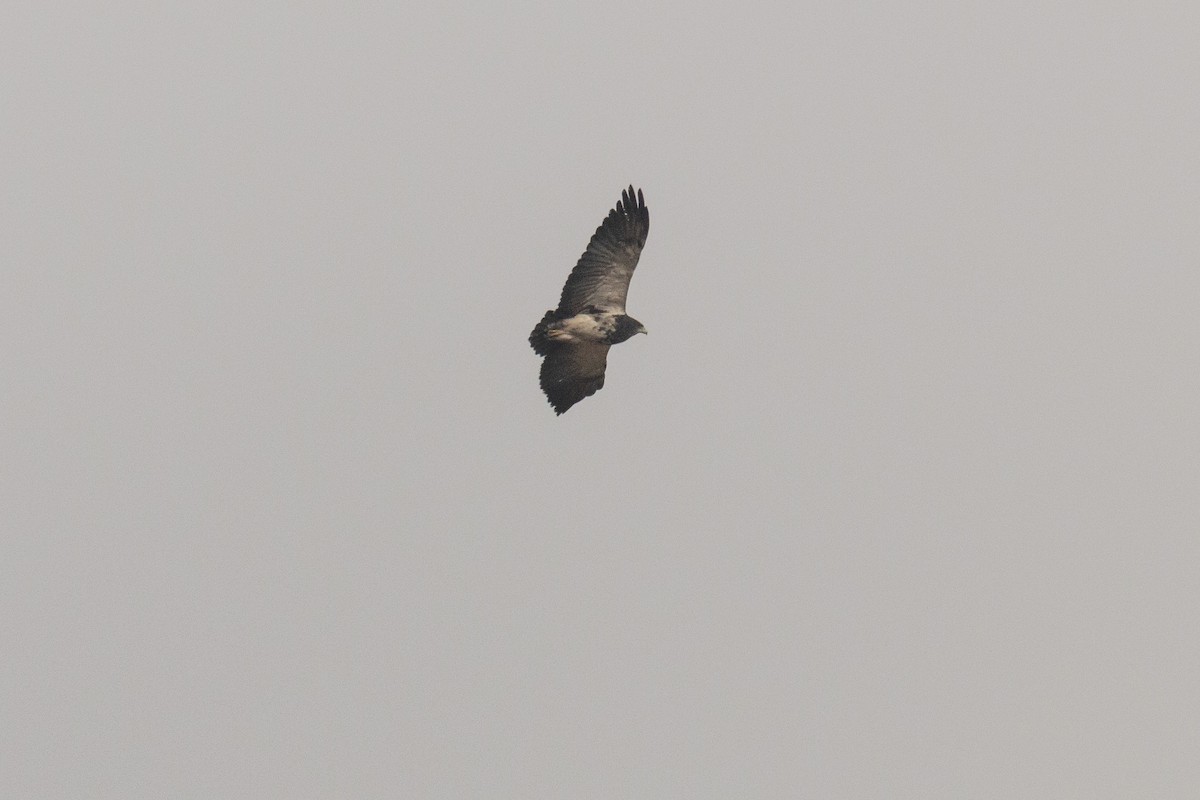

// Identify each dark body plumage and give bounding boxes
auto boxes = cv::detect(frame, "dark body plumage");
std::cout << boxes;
[529,186,650,414]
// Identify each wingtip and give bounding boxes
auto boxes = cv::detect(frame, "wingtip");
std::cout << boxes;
[620,184,646,214]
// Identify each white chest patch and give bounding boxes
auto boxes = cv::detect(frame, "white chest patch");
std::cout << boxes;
[547,312,615,343]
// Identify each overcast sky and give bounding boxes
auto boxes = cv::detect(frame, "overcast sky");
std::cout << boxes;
[4,2,1199,797]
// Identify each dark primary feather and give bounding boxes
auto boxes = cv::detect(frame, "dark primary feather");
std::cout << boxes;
[539,342,610,415]
[555,186,649,316]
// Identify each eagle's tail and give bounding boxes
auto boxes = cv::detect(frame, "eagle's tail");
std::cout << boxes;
[529,310,559,356]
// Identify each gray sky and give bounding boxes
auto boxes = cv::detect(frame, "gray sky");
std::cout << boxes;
[4,2,1199,797]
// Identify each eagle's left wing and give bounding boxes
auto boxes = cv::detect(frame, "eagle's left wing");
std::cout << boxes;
[539,341,610,415]
[555,187,649,316]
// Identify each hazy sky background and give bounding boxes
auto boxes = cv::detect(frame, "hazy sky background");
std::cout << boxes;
[4,2,1198,797]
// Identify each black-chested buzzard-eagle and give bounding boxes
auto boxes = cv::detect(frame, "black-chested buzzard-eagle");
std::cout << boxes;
[529,186,650,415]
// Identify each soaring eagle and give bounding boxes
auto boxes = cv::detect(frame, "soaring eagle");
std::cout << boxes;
[529,186,650,414]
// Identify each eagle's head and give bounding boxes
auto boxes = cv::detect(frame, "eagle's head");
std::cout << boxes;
[610,314,648,344]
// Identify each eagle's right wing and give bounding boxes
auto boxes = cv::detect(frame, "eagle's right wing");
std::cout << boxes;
[555,187,649,316]
[539,341,610,415]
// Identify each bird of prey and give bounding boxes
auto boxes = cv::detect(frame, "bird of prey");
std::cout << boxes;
[529,186,650,415]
